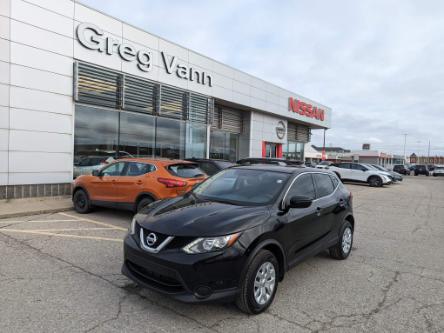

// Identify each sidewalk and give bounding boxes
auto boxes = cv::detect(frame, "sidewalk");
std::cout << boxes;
[0,196,73,219]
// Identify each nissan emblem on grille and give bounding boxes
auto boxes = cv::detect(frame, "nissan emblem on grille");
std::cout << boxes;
[146,233,157,247]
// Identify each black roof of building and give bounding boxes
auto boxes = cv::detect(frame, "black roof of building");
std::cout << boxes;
[312,145,351,153]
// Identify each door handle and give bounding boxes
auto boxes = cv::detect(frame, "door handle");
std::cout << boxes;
[316,207,322,216]
[136,180,143,185]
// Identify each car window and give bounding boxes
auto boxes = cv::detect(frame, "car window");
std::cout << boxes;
[101,162,125,176]
[329,174,340,188]
[286,174,316,200]
[352,164,367,171]
[338,163,351,169]
[124,162,155,176]
[198,162,220,176]
[313,173,335,198]
[167,164,206,178]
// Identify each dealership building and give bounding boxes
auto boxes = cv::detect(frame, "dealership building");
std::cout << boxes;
[0,0,331,199]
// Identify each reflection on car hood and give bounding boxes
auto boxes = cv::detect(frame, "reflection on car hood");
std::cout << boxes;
[136,196,269,237]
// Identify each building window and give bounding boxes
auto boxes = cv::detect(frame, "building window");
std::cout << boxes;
[209,130,239,161]
[119,111,155,157]
[283,141,304,161]
[186,122,207,158]
[155,117,186,159]
[74,105,194,177]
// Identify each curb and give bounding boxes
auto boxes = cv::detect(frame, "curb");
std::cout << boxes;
[0,207,73,220]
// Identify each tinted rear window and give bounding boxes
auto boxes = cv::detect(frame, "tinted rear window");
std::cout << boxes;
[167,164,206,178]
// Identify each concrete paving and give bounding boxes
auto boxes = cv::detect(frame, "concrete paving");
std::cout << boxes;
[0,176,443,332]
[0,196,72,219]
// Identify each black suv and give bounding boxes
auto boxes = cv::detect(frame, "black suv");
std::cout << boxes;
[414,164,430,176]
[185,158,235,176]
[122,166,354,314]
[393,164,410,175]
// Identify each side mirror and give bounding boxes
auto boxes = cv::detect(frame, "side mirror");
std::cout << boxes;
[92,170,101,177]
[288,195,313,209]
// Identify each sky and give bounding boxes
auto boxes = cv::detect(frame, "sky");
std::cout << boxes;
[81,0,444,156]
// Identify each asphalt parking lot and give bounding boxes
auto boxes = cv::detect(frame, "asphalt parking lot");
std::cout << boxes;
[1,176,444,332]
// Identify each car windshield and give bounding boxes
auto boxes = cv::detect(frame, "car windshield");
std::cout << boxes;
[193,168,290,206]
[435,166,444,170]
[214,161,235,169]
[373,165,387,171]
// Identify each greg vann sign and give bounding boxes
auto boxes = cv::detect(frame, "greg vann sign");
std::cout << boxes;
[76,23,213,87]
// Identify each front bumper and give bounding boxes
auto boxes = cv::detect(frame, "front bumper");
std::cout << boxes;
[122,233,244,303]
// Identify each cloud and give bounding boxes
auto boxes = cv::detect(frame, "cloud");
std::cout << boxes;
[81,0,444,156]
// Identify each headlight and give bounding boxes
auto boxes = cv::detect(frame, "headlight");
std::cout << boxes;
[183,233,240,254]
[129,217,137,235]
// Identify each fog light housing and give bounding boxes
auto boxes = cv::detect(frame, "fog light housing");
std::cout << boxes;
[194,285,212,299]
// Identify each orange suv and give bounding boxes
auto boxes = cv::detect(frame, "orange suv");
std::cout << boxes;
[72,158,207,213]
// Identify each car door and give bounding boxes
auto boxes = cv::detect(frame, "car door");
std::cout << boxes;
[312,173,338,237]
[335,163,352,179]
[280,173,319,259]
[88,162,125,202]
[113,162,156,203]
[351,163,368,181]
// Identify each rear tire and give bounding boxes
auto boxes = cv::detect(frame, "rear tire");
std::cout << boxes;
[330,221,353,260]
[368,176,382,187]
[73,189,92,214]
[136,196,154,213]
[235,250,279,314]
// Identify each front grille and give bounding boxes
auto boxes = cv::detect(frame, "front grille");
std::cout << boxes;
[126,260,185,293]
[140,227,169,248]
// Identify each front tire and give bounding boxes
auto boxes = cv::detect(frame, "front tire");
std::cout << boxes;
[368,176,383,187]
[330,221,353,260]
[236,250,278,314]
[73,189,92,214]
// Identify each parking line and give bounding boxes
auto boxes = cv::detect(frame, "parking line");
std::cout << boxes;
[58,212,128,231]
[1,227,122,233]
[0,229,123,242]
[0,219,80,224]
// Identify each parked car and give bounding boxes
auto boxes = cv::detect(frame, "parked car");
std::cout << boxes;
[185,158,235,176]
[237,158,303,166]
[393,164,410,175]
[328,163,392,187]
[72,159,207,213]
[370,164,403,182]
[413,165,430,176]
[122,165,354,314]
[73,150,133,178]
[432,165,444,177]
[427,164,436,171]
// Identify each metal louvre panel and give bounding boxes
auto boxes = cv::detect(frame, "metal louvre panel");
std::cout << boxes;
[123,76,156,114]
[76,62,120,108]
[160,86,187,120]
[296,125,310,142]
[287,123,297,141]
[221,108,243,134]
[189,94,209,124]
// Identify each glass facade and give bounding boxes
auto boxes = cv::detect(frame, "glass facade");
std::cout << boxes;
[209,130,239,162]
[283,141,305,161]
[74,105,207,177]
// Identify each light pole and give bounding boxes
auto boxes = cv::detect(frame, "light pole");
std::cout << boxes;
[403,133,408,163]
[322,129,326,161]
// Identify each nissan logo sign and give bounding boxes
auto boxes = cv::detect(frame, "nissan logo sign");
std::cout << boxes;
[276,121,286,140]
[146,233,157,247]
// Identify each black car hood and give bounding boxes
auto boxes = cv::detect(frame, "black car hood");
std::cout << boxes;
[136,196,270,237]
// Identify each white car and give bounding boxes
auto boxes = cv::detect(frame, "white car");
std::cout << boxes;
[327,162,392,187]
[432,165,444,177]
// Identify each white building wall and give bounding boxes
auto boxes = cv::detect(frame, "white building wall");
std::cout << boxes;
[250,111,288,158]
[0,0,11,186]
[5,0,74,185]
[2,0,331,187]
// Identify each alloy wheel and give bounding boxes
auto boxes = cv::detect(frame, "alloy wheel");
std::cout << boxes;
[253,261,276,305]
[342,227,352,254]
